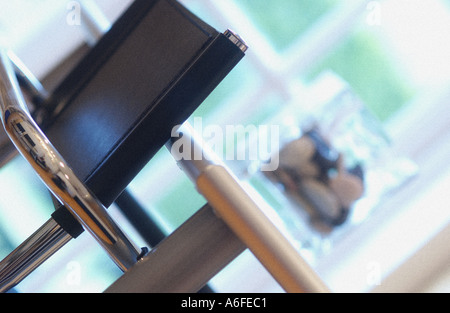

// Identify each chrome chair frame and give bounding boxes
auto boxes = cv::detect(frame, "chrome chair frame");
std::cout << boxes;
[0,49,144,291]
[0,1,329,293]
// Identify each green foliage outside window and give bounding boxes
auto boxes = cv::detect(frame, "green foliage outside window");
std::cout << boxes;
[238,0,336,51]
[304,29,415,121]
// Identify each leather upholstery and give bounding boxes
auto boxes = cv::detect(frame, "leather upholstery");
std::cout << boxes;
[44,0,244,207]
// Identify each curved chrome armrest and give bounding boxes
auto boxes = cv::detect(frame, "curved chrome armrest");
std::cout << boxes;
[0,48,142,272]
[7,50,49,104]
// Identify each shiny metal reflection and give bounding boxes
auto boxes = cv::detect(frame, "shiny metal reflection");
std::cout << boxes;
[0,218,71,292]
[0,48,142,274]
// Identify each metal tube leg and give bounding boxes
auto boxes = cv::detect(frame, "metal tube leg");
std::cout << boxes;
[0,218,72,292]
[167,122,330,293]
[113,189,215,293]
[105,204,246,293]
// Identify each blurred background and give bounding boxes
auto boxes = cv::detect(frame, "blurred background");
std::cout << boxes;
[0,0,449,292]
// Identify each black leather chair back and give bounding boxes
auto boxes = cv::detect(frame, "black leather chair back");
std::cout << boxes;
[45,0,244,207]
